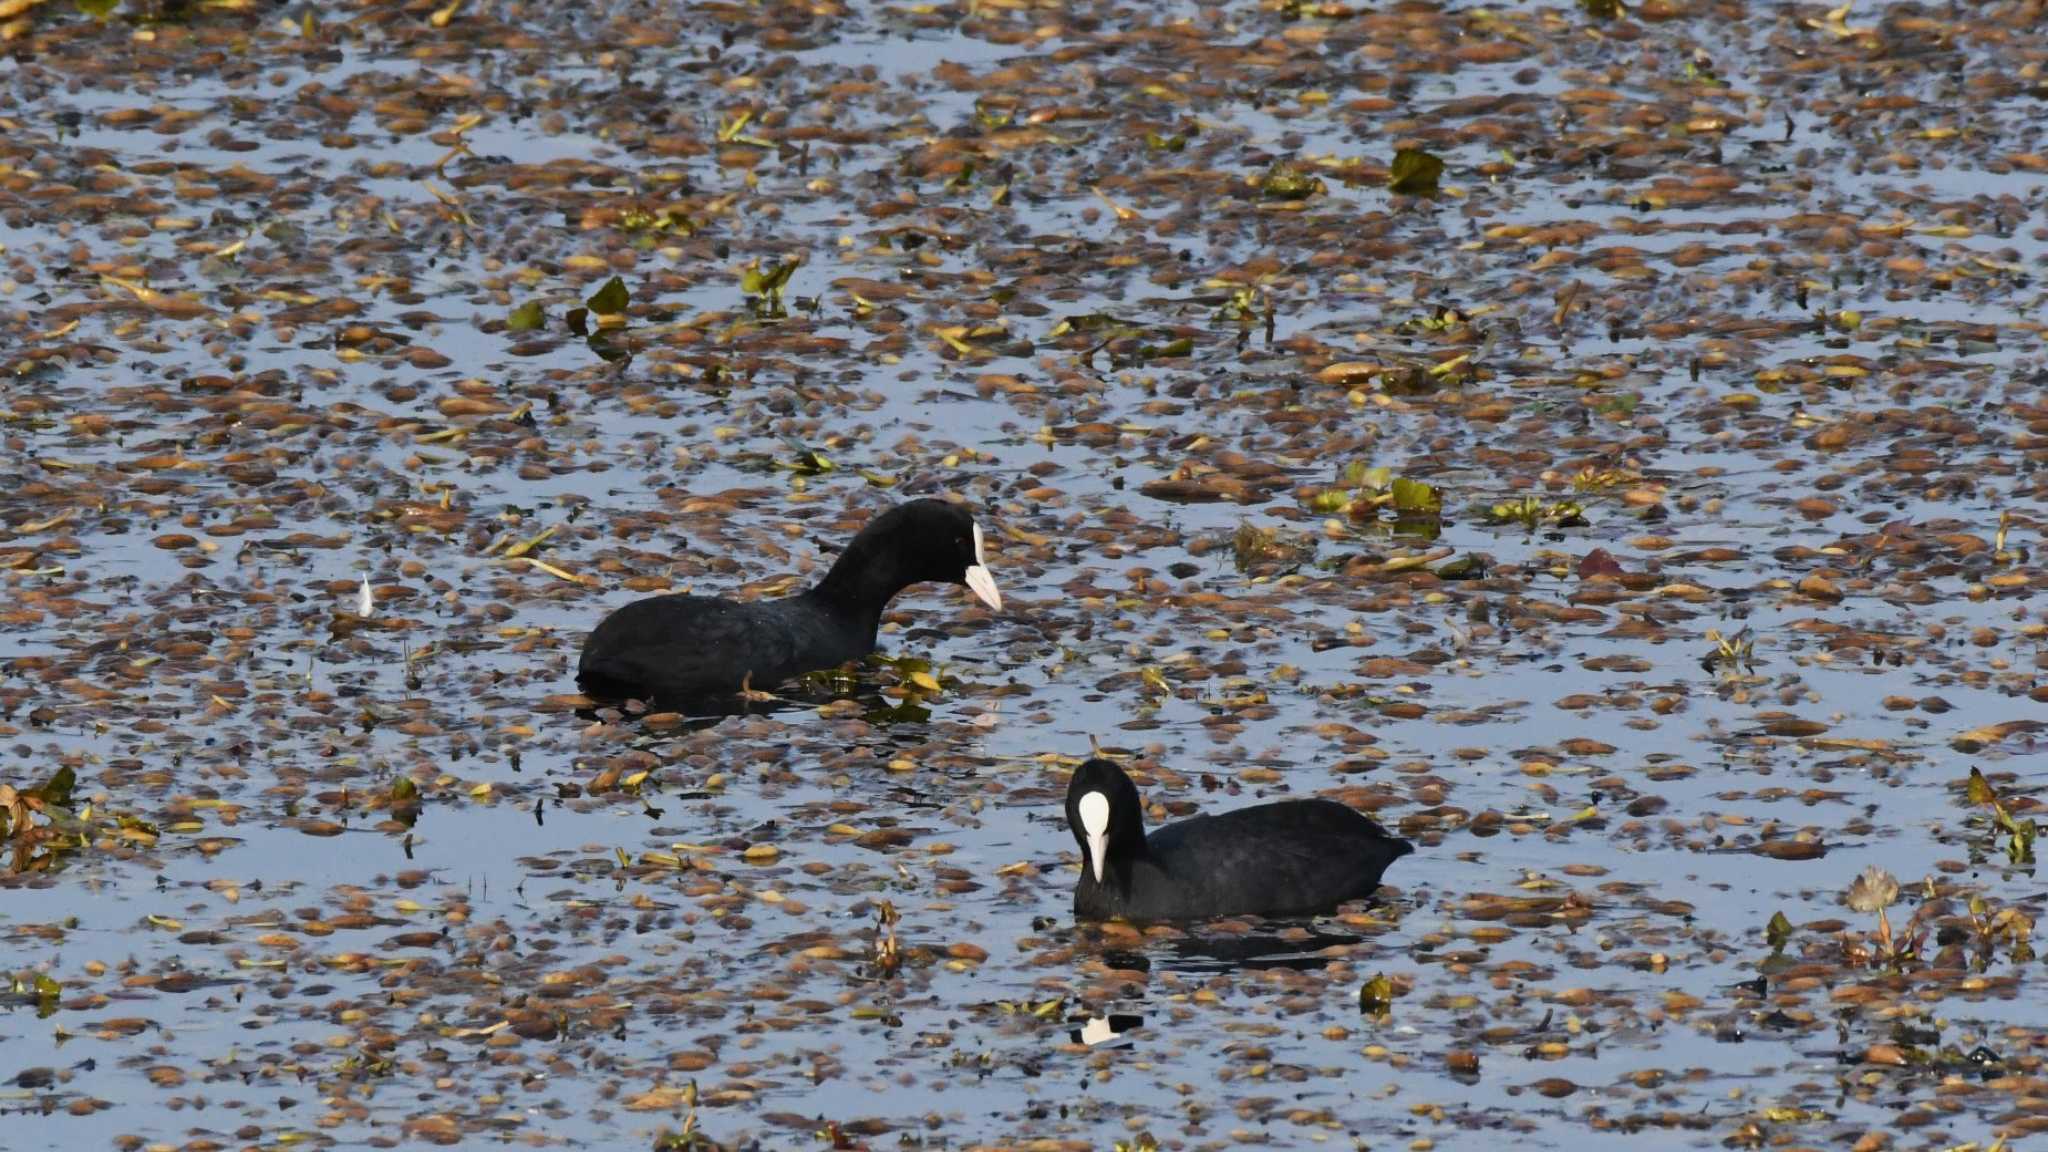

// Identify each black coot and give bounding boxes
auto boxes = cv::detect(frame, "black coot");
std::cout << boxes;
[577,498,1001,704]
[1064,758,1411,922]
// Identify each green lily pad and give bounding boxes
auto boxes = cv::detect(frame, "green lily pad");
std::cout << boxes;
[586,277,630,316]
[1359,973,1394,1017]
[1258,162,1326,201]
[1390,477,1442,518]
[1388,149,1445,196]
[507,300,545,332]
[741,259,799,299]
[37,766,76,807]
[1766,910,1793,952]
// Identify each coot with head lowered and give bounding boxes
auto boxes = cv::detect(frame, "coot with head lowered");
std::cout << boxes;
[1064,758,1411,922]
[577,498,1001,705]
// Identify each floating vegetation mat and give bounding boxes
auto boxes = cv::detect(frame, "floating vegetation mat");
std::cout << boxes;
[2,0,2047,1149]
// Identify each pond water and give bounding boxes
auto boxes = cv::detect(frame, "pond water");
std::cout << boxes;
[2,1,2045,1149]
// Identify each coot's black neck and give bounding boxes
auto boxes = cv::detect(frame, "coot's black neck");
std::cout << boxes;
[804,535,918,640]
[1093,815,1152,897]
[1109,823,1151,873]
[1087,836,1150,910]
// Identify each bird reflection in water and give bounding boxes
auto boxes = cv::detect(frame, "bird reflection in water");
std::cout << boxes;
[1098,924,1369,976]
[1071,1013,1144,1047]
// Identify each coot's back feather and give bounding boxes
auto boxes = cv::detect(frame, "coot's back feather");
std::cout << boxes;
[576,595,816,702]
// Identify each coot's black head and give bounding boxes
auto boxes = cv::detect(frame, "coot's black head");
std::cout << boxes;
[1065,758,1147,885]
[837,498,1002,611]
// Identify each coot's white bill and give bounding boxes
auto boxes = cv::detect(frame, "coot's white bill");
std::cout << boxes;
[1077,789,1110,882]
[964,521,1002,610]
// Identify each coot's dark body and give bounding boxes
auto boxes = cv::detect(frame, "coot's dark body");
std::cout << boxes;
[576,593,864,703]
[577,499,1000,706]
[1065,758,1411,922]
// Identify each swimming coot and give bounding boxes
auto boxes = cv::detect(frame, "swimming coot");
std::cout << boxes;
[577,498,1001,704]
[1065,758,1411,922]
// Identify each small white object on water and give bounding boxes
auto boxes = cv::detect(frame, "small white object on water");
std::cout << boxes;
[358,575,374,618]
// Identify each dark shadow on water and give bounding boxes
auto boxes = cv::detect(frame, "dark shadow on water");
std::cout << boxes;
[1053,921,1374,1049]
[570,668,939,733]
[577,651,974,729]
[1147,924,1370,974]
[571,684,811,730]
[1069,902,1398,976]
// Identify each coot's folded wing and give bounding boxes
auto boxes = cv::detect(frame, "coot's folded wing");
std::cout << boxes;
[578,596,805,701]
[1146,800,1409,917]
